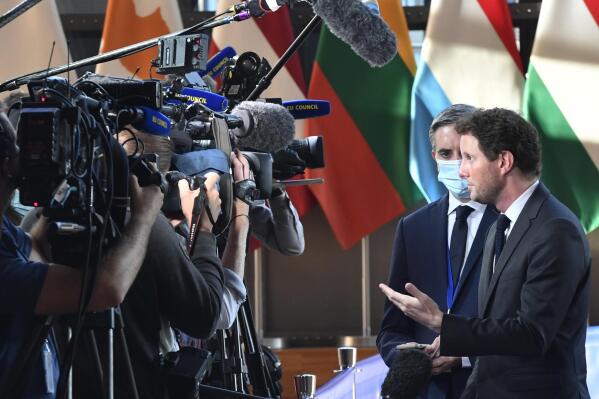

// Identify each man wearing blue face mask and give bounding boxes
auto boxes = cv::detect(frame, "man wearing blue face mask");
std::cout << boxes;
[377,104,498,399]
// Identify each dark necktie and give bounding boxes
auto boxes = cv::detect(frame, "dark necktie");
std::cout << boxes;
[449,205,474,286]
[493,214,511,269]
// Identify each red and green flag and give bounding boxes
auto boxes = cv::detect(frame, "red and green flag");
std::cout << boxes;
[523,0,599,233]
[306,2,422,249]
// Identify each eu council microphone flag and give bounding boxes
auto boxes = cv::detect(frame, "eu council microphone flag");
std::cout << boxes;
[96,0,183,79]
[410,0,523,202]
[523,0,599,233]
[211,0,315,217]
[0,0,70,98]
[306,1,421,250]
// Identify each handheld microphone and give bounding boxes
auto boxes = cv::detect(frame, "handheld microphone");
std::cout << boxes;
[230,101,295,152]
[282,99,331,119]
[248,0,397,67]
[119,106,171,136]
[202,46,237,79]
[380,349,432,399]
[164,87,229,112]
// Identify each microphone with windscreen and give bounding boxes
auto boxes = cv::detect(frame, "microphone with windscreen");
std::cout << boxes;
[380,348,432,399]
[230,101,295,152]
[241,0,397,67]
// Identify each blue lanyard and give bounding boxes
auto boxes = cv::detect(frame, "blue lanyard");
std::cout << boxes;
[446,247,455,311]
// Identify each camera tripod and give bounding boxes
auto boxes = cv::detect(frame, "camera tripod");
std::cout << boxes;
[0,306,139,399]
[210,299,281,398]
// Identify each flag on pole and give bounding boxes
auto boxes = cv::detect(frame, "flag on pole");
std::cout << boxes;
[410,0,524,202]
[96,0,183,79]
[523,0,599,233]
[211,1,315,216]
[0,0,70,98]
[305,1,421,250]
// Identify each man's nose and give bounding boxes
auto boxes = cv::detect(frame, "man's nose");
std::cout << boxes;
[459,162,468,179]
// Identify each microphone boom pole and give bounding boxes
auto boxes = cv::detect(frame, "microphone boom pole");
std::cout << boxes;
[0,12,248,93]
[0,0,43,29]
[246,14,322,101]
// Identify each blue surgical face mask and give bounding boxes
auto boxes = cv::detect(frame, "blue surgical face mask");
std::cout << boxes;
[437,159,470,199]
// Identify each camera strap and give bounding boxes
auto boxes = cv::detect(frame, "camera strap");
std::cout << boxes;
[186,182,215,256]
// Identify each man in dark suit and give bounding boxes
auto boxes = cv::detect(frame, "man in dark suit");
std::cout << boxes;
[380,108,591,398]
[377,104,497,399]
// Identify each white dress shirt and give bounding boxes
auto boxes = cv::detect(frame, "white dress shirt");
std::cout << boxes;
[503,180,540,239]
[447,194,487,274]
[492,180,540,274]
[446,194,487,368]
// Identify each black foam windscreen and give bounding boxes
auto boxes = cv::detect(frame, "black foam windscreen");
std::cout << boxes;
[380,349,432,399]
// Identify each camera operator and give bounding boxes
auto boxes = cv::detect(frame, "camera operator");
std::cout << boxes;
[0,112,164,398]
[123,126,250,332]
[170,127,305,258]
[72,126,228,399]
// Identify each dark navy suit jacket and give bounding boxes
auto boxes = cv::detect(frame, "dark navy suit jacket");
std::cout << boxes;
[442,184,591,399]
[377,195,497,399]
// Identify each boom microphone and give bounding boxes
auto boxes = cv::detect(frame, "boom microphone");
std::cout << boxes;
[248,0,397,67]
[380,349,432,399]
[312,0,397,67]
[230,101,295,152]
[247,0,397,67]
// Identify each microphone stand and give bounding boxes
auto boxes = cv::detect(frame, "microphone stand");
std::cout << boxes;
[0,0,43,29]
[246,15,322,101]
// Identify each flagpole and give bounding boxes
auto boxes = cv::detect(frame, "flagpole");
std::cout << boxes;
[361,236,371,337]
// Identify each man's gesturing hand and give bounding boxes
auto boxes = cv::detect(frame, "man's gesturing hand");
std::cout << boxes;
[379,282,443,333]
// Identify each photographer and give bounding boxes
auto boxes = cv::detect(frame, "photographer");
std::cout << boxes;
[0,112,164,398]
[73,127,228,399]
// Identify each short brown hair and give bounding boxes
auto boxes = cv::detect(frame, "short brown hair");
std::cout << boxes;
[456,108,542,177]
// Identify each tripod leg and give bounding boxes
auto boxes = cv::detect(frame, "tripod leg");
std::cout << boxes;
[239,301,280,398]
[229,319,248,393]
[115,310,140,399]
[85,330,107,399]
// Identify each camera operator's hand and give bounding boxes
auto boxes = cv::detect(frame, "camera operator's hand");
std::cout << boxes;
[272,148,306,180]
[201,172,221,232]
[222,152,252,281]
[231,150,251,217]
[178,172,221,232]
[270,180,286,199]
[129,172,164,222]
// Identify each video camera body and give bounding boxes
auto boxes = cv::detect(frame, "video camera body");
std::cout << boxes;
[13,39,326,265]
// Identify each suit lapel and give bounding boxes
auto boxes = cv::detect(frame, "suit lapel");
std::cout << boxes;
[478,226,496,314]
[454,205,497,304]
[481,184,549,315]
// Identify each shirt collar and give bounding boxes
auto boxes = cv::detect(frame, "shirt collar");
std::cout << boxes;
[503,180,540,224]
[447,194,486,215]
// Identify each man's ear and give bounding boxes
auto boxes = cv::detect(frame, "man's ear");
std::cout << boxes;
[498,151,515,176]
